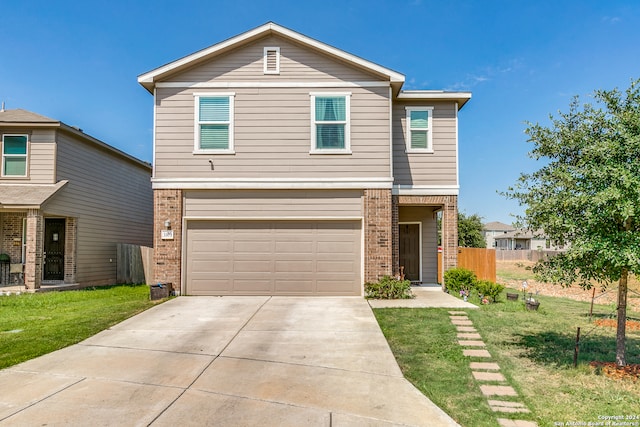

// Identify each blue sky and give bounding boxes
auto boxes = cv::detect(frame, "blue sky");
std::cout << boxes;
[2,0,639,224]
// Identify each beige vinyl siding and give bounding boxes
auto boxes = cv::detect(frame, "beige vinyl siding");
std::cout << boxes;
[42,130,152,285]
[0,128,56,183]
[399,206,438,282]
[393,101,457,186]
[166,35,383,83]
[184,189,363,218]
[155,86,391,179]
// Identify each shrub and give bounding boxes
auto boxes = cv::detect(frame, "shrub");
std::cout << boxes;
[443,267,477,294]
[475,280,505,302]
[364,276,414,299]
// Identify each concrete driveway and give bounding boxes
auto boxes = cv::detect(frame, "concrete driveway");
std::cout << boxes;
[0,296,459,426]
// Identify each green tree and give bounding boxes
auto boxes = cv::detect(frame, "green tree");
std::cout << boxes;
[504,79,640,367]
[458,213,487,248]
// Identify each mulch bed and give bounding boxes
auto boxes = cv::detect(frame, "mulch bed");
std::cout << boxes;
[589,361,640,382]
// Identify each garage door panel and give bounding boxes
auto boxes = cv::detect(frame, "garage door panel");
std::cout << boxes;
[192,260,231,273]
[233,240,272,253]
[192,240,230,253]
[275,280,314,293]
[274,241,313,253]
[190,279,231,295]
[186,220,361,296]
[234,260,272,273]
[317,260,356,273]
[274,260,314,273]
[233,280,272,292]
[315,280,355,294]
[317,241,356,254]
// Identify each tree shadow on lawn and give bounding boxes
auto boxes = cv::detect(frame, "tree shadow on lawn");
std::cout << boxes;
[510,330,640,367]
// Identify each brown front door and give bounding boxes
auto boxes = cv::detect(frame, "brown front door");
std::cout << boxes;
[399,223,420,282]
[44,218,65,281]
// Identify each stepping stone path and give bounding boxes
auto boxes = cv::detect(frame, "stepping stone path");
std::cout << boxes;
[449,311,538,427]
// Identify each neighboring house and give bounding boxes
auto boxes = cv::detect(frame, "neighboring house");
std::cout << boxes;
[493,229,566,251]
[483,221,515,249]
[0,108,153,290]
[138,22,471,296]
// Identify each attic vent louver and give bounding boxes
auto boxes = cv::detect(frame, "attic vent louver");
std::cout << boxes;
[264,47,280,74]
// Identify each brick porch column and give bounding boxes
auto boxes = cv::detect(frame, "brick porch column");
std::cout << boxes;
[154,189,183,294]
[391,195,399,277]
[364,189,393,283]
[441,195,458,277]
[64,218,77,284]
[24,209,43,290]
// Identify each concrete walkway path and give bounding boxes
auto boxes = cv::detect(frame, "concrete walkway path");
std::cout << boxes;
[0,297,459,426]
[368,285,478,309]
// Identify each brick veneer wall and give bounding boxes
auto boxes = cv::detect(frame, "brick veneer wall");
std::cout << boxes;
[24,209,43,289]
[154,189,183,294]
[0,212,26,264]
[364,189,393,283]
[64,218,77,283]
[391,196,399,276]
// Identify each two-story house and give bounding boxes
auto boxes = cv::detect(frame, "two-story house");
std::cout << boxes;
[0,108,153,290]
[138,22,470,296]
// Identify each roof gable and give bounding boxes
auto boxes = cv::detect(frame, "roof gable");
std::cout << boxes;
[138,22,405,93]
[162,33,389,85]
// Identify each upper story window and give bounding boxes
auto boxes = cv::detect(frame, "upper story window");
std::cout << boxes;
[405,107,433,153]
[2,134,28,177]
[310,93,351,154]
[194,93,235,154]
[263,47,280,74]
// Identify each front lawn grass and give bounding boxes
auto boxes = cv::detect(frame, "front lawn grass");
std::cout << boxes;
[374,292,640,427]
[0,284,159,369]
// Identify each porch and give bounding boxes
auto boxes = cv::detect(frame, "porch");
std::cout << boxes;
[393,195,458,286]
[0,210,76,290]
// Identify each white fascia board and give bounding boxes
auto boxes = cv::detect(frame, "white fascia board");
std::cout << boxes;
[397,91,472,109]
[138,22,405,87]
[397,91,472,100]
[152,177,393,190]
[393,185,459,196]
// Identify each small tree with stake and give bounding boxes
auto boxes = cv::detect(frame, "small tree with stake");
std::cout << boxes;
[504,78,640,367]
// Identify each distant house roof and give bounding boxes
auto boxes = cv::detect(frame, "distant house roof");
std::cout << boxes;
[0,181,68,209]
[483,221,515,232]
[0,108,57,123]
[494,229,546,240]
[0,109,151,171]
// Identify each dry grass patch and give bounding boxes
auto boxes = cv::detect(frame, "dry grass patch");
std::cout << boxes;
[496,260,640,310]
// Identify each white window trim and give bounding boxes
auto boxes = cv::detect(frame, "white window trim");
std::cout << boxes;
[310,92,352,154]
[263,47,280,74]
[405,106,433,153]
[193,92,236,155]
[1,134,29,177]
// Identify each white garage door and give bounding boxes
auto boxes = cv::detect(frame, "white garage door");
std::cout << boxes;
[185,220,361,296]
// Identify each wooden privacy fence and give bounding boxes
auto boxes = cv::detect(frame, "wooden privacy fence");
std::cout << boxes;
[116,244,154,284]
[495,249,563,262]
[438,247,496,283]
